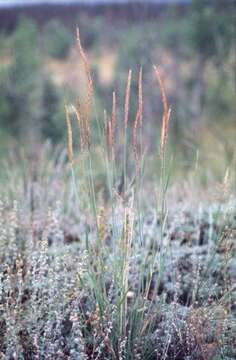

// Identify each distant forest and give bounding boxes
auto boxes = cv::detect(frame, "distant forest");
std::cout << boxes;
[0,1,189,31]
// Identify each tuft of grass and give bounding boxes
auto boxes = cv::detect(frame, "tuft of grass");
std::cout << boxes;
[0,30,235,360]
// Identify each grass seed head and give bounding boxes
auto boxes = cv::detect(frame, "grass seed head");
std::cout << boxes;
[153,65,171,157]
[77,28,93,148]
[65,105,74,164]
[72,103,86,153]
[124,69,132,128]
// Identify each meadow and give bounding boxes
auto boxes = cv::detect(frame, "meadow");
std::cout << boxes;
[0,25,235,359]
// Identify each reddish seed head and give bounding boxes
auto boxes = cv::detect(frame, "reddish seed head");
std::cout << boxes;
[124,70,132,128]
[153,65,171,157]
[77,27,93,149]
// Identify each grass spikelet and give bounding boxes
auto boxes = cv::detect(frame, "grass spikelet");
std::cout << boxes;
[97,206,106,242]
[111,91,117,149]
[138,66,143,126]
[123,70,132,193]
[72,102,85,153]
[77,27,93,147]
[132,111,141,173]
[124,69,132,128]
[153,65,168,115]
[153,65,171,157]
[106,119,113,160]
[65,105,74,164]
[160,107,171,156]
[132,67,143,172]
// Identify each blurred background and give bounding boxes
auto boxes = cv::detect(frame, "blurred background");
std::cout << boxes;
[0,0,235,184]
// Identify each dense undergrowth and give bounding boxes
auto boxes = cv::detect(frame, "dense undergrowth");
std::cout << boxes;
[0,31,235,360]
[0,195,235,359]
